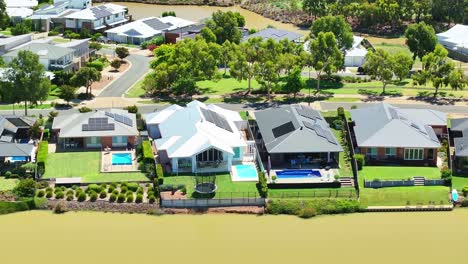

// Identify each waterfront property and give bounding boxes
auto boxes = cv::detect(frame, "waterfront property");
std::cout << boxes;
[437,24,468,60]
[51,109,138,150]
[105,16,194,45]
[164,23,205,44]
[350,103,446,166]
[450,118,468,173]
[146,101,257,174]
[254,105,343,183]
[30,0,91,31]
[0,115,36,164]
[64,3,128,32]
[242,28,303,43]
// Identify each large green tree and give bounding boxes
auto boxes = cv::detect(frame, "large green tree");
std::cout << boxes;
[310,15,354,50]
[0,0,8,30]
[70,67,102,97]
[229,37,263,94]
[5,50,51,115]
[391,52,413,81]
[363,48,394,94]
[307,32,343,94]
[204,11,245,45]
[284,67,305,98]
[404,22,437,61]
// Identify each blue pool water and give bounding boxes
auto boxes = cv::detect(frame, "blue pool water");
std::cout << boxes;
[11,156,27,162]
[112,153,132,165]
[235,164,258,179]
[276,170,322,179]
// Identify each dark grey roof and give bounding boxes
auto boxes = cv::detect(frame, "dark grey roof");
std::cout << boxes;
[143,18,171,31]
[0,116,17,136]
[350,103,441,148]
[454,137,468,157]
[451,118,468,132]
[255,105,343,154]
[0,143,34,157]
[243,28,303,42]
[167,23,205,34]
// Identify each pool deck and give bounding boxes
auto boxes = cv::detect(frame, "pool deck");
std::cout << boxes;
[231,163,259,182]
[101,150,140,173]
[268,168,338,184]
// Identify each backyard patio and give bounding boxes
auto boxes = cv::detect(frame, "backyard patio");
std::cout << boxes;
[43,152,148,183]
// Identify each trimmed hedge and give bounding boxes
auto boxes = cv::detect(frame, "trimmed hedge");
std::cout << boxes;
[0,199,35,215]
[156,163,164,184]
[256,171,268,198]
[142,141,154,164]
[267,199,363,217]
[37,141,48,174]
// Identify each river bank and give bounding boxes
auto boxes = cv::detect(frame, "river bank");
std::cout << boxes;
[0,210,466,263]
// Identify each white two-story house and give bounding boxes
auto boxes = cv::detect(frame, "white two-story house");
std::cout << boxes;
[64,3,127,32]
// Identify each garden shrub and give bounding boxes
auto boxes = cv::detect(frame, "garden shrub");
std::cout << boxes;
[124,105,138,114]
[46,191,53,198]
[13,178,36,198]
[117,194,126,203]
[299,207,317,219]
[440,168,452,185]
[337,107,345,118]
[99,190,107,199]
[142,140,155,167]
[156,163,164,184]
[75,189,83,198]
[110,182,118,189]
[36,181,49,189]
[87,184,102,193]
[66,190,74,196]
[0,200,33,215]
[37,190,45,197]
[135,194,143,203]
[126,194,134,203]
[112,189,119,195]
[267,199,362,217]
[86,60,104,71]
[126,190,134,196]
[461,199,468,207]
[89,192,98,202]
[53,202,67,214]
[100,183,107,190]
[46,187,53,193]
[55,191,64,199]
[4,171,11,178]
[72,185,79,190]
[355,154,365,170]
[462,186,468,197]
[256,171,268,198]
[77,192,87,202]
[137,187,144,195]
[78,107,92,113]
[120,182,128,187]
[120,186,128,194]
[109,193,117,203]
[159,184,185,192]
[148,195,156,204]
[108,186,115,193]
[66,194,73,201]
[127,182,139,192]
[37,141,48,174]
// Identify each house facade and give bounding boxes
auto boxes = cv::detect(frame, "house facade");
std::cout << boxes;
[350,103,446,166]
[52,109,138,150]
[449,118,468,173]
[146,101,255,174]
[0,115,36,163]
[254,105,343,172]
[64,3,128,31]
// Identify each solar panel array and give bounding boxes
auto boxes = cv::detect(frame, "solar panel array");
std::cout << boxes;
[143,18,171,31]
[296,106,322,120]
[114,114,133,127]
[82,117,115,131]
[302,121,337,145]
[272,121,295,138]
[91,6,112,19]
[200,108,233,132]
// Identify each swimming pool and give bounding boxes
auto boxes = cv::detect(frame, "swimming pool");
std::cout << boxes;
[10,156,27,162]
[232,164,258,181]
[275,170,321,179]
[112,153,132,165]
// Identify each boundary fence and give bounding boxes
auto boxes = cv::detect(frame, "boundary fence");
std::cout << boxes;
[342,115,360,194]
[268,189,357,199]
[364,178,445,188]
[160,192,265,208]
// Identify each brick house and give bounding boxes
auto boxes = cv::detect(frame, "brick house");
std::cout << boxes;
[52,109,138,150]
[350,103,446,167]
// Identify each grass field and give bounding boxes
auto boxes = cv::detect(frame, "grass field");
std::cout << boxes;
[359,185,450,206]
[0,103,52,111]
[43,152,148,183]
[360,166,441,181]
[163,174,259,198]
[125,77,146,98]
[452,174,468,191]
[0,177,18,191]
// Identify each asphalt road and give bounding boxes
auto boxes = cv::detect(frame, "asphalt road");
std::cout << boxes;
[98,53,151,97]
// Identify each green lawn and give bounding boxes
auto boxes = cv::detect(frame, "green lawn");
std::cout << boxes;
[359,186,450,207]
[0,103,52,111]
[125,77,146,98]
[163,174,259,198]
[452,174,468,191]
[0,177,18,191]
[43,152,148,183]
[360,166,441,181]
[0,28,12,36]
[197,76,261,95]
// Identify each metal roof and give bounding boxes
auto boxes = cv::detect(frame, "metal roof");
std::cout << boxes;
[242,28,303,42]
[0,143,34,157]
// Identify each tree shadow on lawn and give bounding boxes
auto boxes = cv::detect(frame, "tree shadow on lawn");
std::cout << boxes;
[360,89,403,102]
[408,94,466,106]
[305,79,344,90]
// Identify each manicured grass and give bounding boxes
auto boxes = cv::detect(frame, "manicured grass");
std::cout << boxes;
[125,77,146,98]
[268,188,357,199]
[360,166,441,181]
[197,76,260,95]
[163,174,259,198]
[0,28,12,36]
[0,177,18,191]
[359,186,450,206]
[0,103,52,111]
[43,152,148,183]
[239,111,253,120]
[452,174,468,191]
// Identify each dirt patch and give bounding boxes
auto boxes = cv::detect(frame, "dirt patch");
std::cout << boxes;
[90,58,130,94]
[160,191,187,200]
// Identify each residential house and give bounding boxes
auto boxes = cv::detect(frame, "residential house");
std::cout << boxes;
[344,36,368,67]
[254,105,343,172]
[449,118,468,173]
[437,24,468,61]
[51,109,138,150]
[350,103,446,166]
[55,38,90,67]
[146,101,255,173]
[64,3,128,32]
[2,43,75,71]
[242,28,303,43]
[164,23,205,44]
[105,16,194,45]
[0,34,33,55]
[5,0,38,8]
[6,7,33,23]
[0,115,36,163]
[54,0,91,9]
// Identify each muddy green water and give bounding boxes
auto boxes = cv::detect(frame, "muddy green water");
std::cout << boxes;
[0,210,466,263]
[111,2,307,34]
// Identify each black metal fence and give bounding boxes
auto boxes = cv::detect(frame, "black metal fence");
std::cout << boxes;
[161,192,265,208]
[342,115,360,195]
[363,178,446,188]
[268,189,357,199]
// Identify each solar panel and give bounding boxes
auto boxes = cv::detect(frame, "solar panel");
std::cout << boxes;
[272,121,295,138]
[297,106,322,120]
[113,114,133,127]
[82,117,115,131]
[91,6,112,19]
[303,121,315,131]
[425,125,439,142]
[388,108,399,119]
[105,112,114,118]
[143,18,171,31]
[323,130,338,144]
[200,108,233,132]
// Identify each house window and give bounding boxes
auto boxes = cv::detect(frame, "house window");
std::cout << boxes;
[367,148,377,158]
[112,136,127,147]
[385,148,396,157]
[115,14,118,18]
[107,16,110,20]
[233,147,241,159]
[86,137,101,148]
[197,148,223,162]
[404,148,424,160]
[428,149,435,160]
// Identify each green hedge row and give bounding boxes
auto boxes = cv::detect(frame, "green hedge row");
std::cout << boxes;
[267,199,363,218]
[256,171,268,198]
[37,141,48,174]
[156,163,164,184]
[142,140,154,165]
[0,199,36,215]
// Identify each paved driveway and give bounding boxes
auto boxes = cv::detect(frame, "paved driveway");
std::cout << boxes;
[98,53,151,97]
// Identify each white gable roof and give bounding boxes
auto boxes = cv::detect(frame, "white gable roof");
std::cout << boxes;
[153,101,246,158]
[64,3,126,20]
